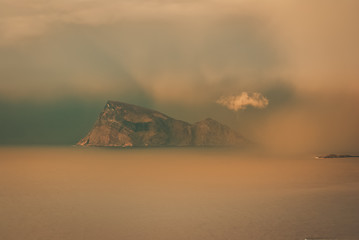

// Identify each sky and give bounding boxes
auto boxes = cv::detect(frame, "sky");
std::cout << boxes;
[0,0,358,153]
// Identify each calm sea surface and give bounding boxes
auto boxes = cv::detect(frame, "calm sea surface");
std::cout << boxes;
[0,147,358,240]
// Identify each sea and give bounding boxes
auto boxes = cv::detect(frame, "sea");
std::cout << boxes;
[0,147,358,240]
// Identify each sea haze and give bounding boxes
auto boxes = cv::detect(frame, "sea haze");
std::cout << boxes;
[0,147,359,240]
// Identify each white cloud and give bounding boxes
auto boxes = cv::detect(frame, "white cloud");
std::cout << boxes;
[216,92,268,111]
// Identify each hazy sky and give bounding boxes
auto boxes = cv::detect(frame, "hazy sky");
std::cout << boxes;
[0,0,358,153]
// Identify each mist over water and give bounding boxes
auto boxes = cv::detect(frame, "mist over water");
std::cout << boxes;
[1,147,359,240]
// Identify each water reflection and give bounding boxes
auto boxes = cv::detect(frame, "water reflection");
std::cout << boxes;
[0,147,358,240]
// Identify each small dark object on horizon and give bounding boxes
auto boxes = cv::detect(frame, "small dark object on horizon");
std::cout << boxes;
[315,154,359,159]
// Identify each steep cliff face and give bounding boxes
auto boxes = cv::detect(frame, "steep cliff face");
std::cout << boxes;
[77,101,247,147]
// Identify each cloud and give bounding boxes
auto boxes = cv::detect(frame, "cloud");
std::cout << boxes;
[0,0,257,45]
[216,92,269,111]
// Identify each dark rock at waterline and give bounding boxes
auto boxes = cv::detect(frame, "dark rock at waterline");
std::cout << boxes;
[315,154,359,159]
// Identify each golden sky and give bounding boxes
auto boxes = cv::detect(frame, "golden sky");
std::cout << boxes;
[0,0,358,152]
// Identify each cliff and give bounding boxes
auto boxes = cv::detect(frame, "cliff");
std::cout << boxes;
[77,101,248,147]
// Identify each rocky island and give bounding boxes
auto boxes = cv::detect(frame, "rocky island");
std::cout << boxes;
[77,101,248,147]
[315,154,359,159]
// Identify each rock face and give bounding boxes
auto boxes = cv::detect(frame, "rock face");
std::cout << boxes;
[77,101,248,147]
